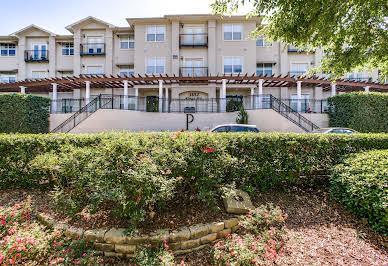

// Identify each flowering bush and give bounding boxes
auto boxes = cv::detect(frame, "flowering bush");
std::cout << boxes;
[0,200,102,265]
[212,204,288,265]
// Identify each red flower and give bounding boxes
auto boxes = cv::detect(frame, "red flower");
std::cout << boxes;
[203,146,215,153]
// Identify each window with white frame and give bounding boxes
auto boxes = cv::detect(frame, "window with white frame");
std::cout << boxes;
[256,63,273,76]
[0,73,16,83]
[62,43,74,55]
[87,66,103,75]
[1,44,16,56]
[119,67,134,77]
[223,24,242,40]
[32,71,47,80]
[146,57,165,74]
[120,36,134,49]
[146,26,166,42]
[60,71,73,78]
[224,57,242,74]
[256,36,272,47]
[290,63,309,76]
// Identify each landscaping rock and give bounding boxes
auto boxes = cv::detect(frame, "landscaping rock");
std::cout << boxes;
[104,228,127,244]
[208,222,225,233]
[115,244,136,254]
[169,227,191,242]
[231,224,241,233]
[104,251,125,258]
[200,233,217,244]
[149,229,169,244]
[181,238,201,250]
[126,235,148,245]
[189,224,210,239]
[64,226,84,239]
[84,229,108,242]
[216,228,231,239]
[94,243,115,252]
[36,213,55,228]
[174,244,207,255]
[223,189,254,214]
[168,241,181,250]
[224,218,239,229]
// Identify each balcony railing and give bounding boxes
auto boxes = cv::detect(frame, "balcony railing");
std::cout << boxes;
[179,34,208,47]
[179,67,208,77]
[281,99,329,113]
[80,43,105,56]
[347,77,372,82]
[288,71,307,77]
[24,50,49,62]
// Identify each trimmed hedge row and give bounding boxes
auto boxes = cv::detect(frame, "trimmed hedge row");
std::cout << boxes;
[331,150,388,235]
[0,94,51,133]
[327,92,388,133]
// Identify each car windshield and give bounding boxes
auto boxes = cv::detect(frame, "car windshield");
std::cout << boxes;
[230,126,258,132]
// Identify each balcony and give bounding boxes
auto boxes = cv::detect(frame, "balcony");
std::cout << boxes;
[348,77,372,82]
[288,71,307,77]
[179,34,208,48]
[80,43,105,56]
[179,67,208,77]
[24,50,49,62]
[288,45,314,53]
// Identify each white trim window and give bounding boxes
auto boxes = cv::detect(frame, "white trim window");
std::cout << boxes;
[146,57,165,74]
[120,36,134,49]
[146,25,166,42]
[0,73,16,83]
[32,71,48,80]
[290,63,309,76]
[1,44,16,56]
[223,24,242,40]
[62,43,74,55]
[256,63,273,76]
[87,66,103,75]
[60,71,73,78]
[119,67,134,77]
[256,36,272,47]
[224,57,242,74]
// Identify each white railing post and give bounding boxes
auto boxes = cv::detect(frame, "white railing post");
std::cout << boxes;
[135,87,139,111]
[158,80,163,112]
[123,80,129,110]
[221,79,227,112]
[20,86,26,94]
[364,86,370,93]
[250,87,255,109]
[52,83,57,113]
[258,79,263,109]
[297,81,302,112]
[85,81,90,104]
[331,83,336,96]
[165,87,169,112]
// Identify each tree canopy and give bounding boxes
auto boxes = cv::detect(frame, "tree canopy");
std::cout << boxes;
[211,0,388,81]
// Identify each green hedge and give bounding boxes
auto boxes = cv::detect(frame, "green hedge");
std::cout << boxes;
[1,132,388,228]
[327,92,388,133]
[331,150,388,235]
[0,94,50,133]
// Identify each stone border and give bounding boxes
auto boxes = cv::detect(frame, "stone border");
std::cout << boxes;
[37,213,242,257]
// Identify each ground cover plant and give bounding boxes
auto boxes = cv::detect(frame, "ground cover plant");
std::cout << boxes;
[0,199,102,265]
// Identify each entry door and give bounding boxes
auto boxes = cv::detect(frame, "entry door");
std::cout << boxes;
[185,59,203,77]
[87,37,103,54]
[32,44,47,60]
[185,28,203,44]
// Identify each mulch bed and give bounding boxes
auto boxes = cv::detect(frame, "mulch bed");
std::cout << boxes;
[1,183,387,265]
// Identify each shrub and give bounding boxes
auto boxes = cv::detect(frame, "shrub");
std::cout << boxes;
[0,93,50,133]
[327,92,388,133]
[212,205,287,265]
[331,149,388,235]
[0,199,102,265]
[236,104,248,124]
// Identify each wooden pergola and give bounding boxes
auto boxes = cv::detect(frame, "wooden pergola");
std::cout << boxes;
[0,74,387,93]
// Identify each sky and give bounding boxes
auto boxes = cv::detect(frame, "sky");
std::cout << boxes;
[1,0,253,35]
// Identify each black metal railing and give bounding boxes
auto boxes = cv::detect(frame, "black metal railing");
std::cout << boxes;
[347,77,373,82]
[50,99,86,114]
[270,95,320,132]
[179,67,208,77]
[24,50,49,62]
[281,99,328,113]
[51,95,111,133]
[179,33,208,47]
[288,71,308,77]
[80,43,105,56]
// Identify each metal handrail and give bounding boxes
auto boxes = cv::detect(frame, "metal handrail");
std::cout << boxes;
[179,33,208,47]
[270,95,320,132]
[24,50,49,61]
[179,67,208,77]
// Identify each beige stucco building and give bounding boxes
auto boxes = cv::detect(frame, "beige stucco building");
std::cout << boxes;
[0,14,382,117]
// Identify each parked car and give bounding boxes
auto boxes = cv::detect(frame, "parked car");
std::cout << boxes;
[312,127,359,134]
[210,124,259,132]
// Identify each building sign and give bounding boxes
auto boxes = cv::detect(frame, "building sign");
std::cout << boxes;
[179,91,208,100]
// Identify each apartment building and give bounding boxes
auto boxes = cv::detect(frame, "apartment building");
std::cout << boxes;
[0,14,381,114]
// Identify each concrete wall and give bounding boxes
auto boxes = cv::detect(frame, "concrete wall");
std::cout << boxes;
[68,109,328,134]
[49,113,74,131]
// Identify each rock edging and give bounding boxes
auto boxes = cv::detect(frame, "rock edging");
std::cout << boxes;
[36,213,243,257]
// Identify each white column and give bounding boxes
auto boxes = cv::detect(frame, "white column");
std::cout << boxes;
[123,80,129,110]
[331,83,336,96]
[250,87,255,109]
[20,86,26,94]
[220,79,227,112]
[364,86,370,93]
[85,81,90,104]
[135,87,139,111]
[158,80,163,113]
[165,87,169,112]
[258,79,263,109]
[52,83,58,113]
[297,81,302,112]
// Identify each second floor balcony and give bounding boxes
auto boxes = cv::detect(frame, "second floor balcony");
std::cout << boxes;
[288,71,307,77]
[179,67,208,77]
[179,33,208,48]
[80,43,105,56]
[24,50,49,62]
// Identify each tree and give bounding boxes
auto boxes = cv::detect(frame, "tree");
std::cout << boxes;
[211,0,388,81]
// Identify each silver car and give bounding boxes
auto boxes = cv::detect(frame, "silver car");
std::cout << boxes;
[211,124,259,132]
[312,127,359,134]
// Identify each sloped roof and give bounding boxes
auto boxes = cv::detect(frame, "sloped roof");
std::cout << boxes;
[10,24,57,36]
[65,16,116,33]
